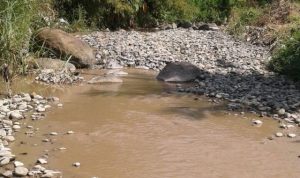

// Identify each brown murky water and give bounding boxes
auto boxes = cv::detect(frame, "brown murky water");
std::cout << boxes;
[3,69,300,178]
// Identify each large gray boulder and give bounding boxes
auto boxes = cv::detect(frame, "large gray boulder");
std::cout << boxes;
[156,62,201,82]
[36,28,95,68]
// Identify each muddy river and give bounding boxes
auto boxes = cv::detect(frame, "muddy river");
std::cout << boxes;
[3,69,300,178]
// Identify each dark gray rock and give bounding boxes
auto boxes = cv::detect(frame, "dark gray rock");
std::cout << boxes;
[156,62,202,82]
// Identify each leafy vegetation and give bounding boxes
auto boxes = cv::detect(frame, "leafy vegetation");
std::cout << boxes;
[0,0,299,80]
[269,32,300,81]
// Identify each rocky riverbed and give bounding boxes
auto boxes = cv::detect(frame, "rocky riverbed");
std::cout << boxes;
[0,93,62,177]
[78,28,300,124]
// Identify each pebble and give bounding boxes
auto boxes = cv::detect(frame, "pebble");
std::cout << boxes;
[37,158,48,164]
[42,138,50,142]
[73,162,81,167]
[277,108,285,115]
[50,132,58,136]
[252,119,263,126]
[275,132,284,137]
[287,133,297,138]
[57,103,63,107]
[67,131,74,134]
[13,125,21,130]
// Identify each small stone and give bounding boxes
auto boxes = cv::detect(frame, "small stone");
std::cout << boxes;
[33,165,46,171]
[73,162,80,167]
[2,170,13,177]
[59,147,67,150]
[42,139,50,142]
[287,133,296,138]
[13,125,21,130]
[37,158,48,164]
[14,161,24,167]
[57,103,63,107]
[50,132,58,136]
[275,132,284,137]
[67,131,74,134]
[9,111,24,120]
[36,107,46,112]
[0,129,7,137]
[5,135,15,142]
[252,119,263,126]
[277,108,285,115]
[0,157,10,165]
[14,166,29,176]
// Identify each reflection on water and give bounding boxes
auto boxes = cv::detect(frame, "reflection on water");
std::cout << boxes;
[6,69,300,178]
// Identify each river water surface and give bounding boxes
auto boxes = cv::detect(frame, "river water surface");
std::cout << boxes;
[4,69,300,178]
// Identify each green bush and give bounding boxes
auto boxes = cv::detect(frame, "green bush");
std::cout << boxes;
[52,0,233,29]
[269,32,300,81]
[193,0,232,24]
[227,6,263,35]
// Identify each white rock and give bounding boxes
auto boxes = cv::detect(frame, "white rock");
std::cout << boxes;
[278,108,285,115]
[2,170,13,177]
[0,150,12,157]
[57,103,63,107]
[13,125,21,130]
[14,167,29,176]
[14,161,24,167]
[0,157,10,165]
[252,119,263,126]
[287,133,297,138]
[73,162,80,167]
[5,135,15,142]
[37,158,48,164]
[67,131,74,134]
[275,132,284,137]
[0,129,7,137]
[50,132,58,136]
[33,165,46,171]
[9,111,24,120]
[36,107,46,112]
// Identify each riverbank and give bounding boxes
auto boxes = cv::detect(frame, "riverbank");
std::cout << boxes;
[78,28,300,124]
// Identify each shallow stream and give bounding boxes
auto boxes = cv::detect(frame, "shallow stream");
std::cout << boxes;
[2,69,300,178]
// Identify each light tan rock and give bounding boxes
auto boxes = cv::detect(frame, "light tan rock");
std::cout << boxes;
[36,28,95,68]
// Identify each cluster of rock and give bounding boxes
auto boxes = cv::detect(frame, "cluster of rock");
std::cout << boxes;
[35,69,83,85]
[80,28,268,73]
[0,93,62,177]
[78,28,300,124]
